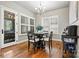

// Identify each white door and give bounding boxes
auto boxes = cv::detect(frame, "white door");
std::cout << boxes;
[1,7,18,48]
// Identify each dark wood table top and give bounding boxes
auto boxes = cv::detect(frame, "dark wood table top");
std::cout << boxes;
[34,33,44,39]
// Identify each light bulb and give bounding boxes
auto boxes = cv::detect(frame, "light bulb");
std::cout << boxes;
[35,8,37,10]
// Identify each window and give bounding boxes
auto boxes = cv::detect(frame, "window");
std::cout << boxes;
[50,16,58,34]
[21,15,28,34]
[29,18,35,32]
[21,25,28,34]
[20,14,35,35]
[30,18,34,25]
[21,16,28,24]
[30,26,34,32]
[4,19,13,31]
[43,16,58,34]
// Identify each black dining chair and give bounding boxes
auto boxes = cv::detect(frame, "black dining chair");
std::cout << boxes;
[48,31,53,57]
[34,33,45,50]
[49,31,53,50]
[27,31,36,52]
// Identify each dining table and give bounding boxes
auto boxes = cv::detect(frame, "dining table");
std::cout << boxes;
[34,32,44,40]
[34,32,49,49]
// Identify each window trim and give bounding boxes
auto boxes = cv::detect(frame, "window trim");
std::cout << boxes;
[19,13,35,35]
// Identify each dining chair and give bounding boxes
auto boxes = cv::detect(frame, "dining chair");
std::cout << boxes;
[27,31,39,53]
[43,32,53,48]
[48,31,53,57]
[49,31,53,50]
[27,31,36,52]
[34,33,45,50]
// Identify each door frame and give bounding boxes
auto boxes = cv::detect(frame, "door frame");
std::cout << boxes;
[0,6,18,48]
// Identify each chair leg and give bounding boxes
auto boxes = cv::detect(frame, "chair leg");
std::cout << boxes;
[49,45,51,57]
[28,41,30,51]
[49,41,52,57]
[33,43,36,53]
[49,41,51,50]
[50,40,52,49]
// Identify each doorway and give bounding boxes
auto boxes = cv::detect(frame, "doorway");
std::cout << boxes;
[4,10,15,44]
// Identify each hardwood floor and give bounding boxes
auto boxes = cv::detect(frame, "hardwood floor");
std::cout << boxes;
[0,40,63,58]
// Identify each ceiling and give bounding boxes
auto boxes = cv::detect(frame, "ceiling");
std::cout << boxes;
[15,1,69,14]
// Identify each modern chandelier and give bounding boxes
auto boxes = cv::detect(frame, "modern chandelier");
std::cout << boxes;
[35,1,46,15]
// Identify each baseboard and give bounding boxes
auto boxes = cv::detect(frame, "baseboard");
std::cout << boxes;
[16,39,27,44]
[52,39,62,42]
[44,38,62,42]
[1,40,27,48]
[1,42,16,48]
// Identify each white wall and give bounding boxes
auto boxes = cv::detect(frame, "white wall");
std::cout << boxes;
[69,1,79,57]
[0,1,35,42]
[69,1,77,25]
[35,7,69,39]
[44,7,69,35]
[35,14,43,27]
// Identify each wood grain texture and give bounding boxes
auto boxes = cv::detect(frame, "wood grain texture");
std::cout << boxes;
[0,40,63,58]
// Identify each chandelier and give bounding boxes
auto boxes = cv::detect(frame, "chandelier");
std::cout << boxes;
[35,1,46,15]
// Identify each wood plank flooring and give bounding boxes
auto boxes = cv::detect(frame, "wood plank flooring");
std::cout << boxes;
[0,40,63,58]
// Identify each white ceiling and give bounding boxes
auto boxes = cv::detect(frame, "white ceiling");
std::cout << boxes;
[15,1,69,14]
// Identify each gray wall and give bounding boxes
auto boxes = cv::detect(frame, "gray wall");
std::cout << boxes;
[0,1,35,42]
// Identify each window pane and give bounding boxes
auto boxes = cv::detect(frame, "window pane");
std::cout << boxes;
[4,19,13,31]
[25,17,28,24]
[30,26,34,32]
[21,25,28,34]
[51,17,58,24]
[21,16,28,24]
[30,18,34,25]
[21,16,26,24]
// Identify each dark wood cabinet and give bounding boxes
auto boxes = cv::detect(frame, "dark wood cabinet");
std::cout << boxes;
[61,35,78,58]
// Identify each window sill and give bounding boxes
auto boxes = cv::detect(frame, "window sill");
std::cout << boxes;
[19,34,27,36]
